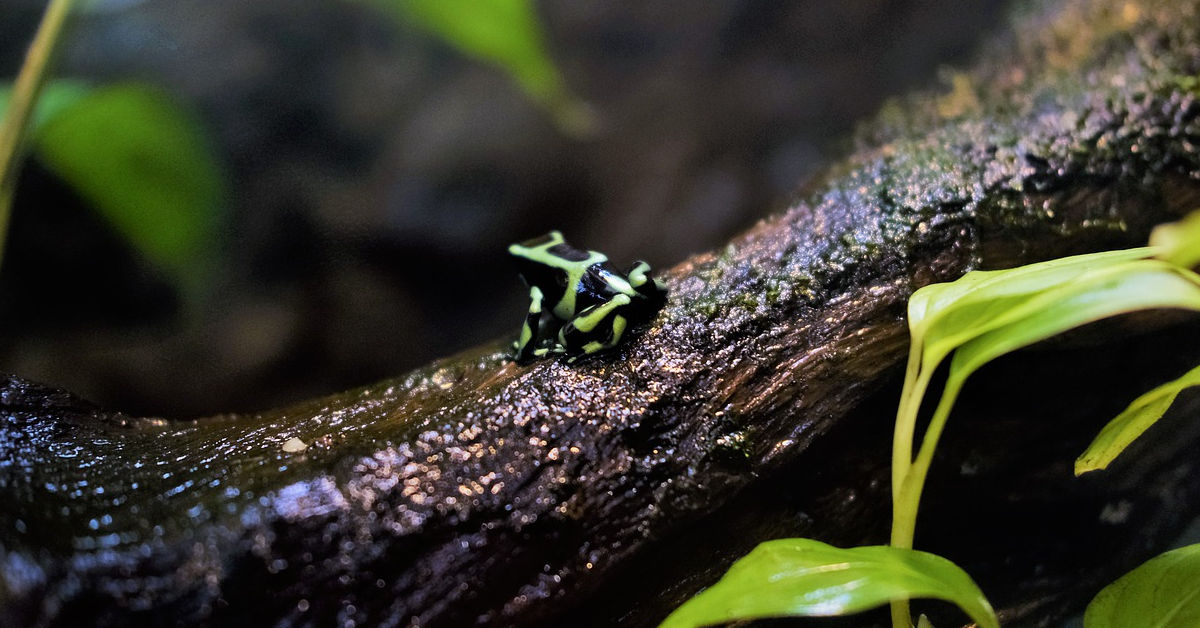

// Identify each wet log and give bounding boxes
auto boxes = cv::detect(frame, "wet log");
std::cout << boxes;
[4,0,1200,626]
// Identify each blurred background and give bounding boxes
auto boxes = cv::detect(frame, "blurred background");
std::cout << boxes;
[0,0,1009,417]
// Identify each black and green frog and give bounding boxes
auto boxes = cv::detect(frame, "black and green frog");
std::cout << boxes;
[508,231,667,362]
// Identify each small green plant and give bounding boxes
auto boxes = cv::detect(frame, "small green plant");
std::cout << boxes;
[662,209,1200,628]
[0,2,227,299]
[0,81,227,295]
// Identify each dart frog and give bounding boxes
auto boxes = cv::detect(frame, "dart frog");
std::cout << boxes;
[508,231,667,363]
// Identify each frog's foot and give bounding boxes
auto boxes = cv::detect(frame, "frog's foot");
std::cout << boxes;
[564,319,626,363]
[628,260,667,301]
[533,344,566,358]
[627,261,652,288]
[560,296,632,363]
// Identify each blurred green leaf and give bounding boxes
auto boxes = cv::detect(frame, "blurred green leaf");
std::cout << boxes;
[379,0,593,135]
[0,79,89,132]
[1150,209,1200,270]
[1084,543,1200,627]
[658,539,997,628]
[32,83,225,292]
[1076,362,1200,475]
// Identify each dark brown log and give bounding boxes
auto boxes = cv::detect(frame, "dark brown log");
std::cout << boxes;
[3,0,1200,626]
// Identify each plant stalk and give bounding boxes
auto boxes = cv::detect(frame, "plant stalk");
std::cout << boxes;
[890,370,967,628]
[0,0,78,270]
[889,352,925,628]
[892,349,933,504]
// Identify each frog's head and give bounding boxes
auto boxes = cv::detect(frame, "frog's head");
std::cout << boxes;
[508,230,568,288]
[509,231,564,257]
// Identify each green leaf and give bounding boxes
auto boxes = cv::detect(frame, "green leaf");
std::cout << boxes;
[0,79,89,131]
[378,0,593,135]
[1076,362,1200,475]
[909,248,1153,371]
[659,539,997,628]
[32,83,225,293]
[1084,544,1200,628]
[949,261,1200,385]
[1150,209,1200,270]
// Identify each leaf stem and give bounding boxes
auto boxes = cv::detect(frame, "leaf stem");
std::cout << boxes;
[890,598,913,628]
[893,375,964,549]
[889,342,932,628]
[892,347,932,504]
[889,370,968,628]
[0,0,78,270]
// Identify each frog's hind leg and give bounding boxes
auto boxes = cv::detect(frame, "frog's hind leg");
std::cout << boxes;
[559,294,632,362]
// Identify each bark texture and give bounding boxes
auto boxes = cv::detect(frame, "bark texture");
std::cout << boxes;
[3,0,1200,626]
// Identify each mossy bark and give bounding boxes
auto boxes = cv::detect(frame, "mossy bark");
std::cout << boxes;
[4,0,1200,626]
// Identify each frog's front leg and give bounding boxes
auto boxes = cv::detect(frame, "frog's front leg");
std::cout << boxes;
[514,285,561,362]
[557,294,632,362]
[627,260,667,300]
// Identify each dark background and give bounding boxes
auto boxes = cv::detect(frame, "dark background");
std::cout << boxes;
[0,0,1009,417]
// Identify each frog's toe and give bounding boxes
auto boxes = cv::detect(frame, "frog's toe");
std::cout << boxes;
[627,261,652,288]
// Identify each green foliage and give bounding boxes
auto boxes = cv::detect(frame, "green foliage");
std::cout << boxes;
[894,247,1154,497]
[3,81,226,294]
[1076,363,1200,474]
[894,253,1200,537]
[658,539,997,628]
[898,254,1200,481]
[906,248,1154,372]
[892,250,1200,532]
[890,213,1200,625]
[947,260,1200,378]
[885,246,1200,626]
[375,0,593,135]
[1084,544,1200,627]
[1073,210,1200,475]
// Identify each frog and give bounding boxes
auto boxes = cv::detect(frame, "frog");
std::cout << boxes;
[508,231,667,363]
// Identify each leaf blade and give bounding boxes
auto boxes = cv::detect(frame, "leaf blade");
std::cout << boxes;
[950,261,1200,386]
[32,83,225,293]
[659,539,997,628]
[910,248,1154,371]
[1085,544,1200,628]
[380,0,591,134]
[1076,363,1200,474]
